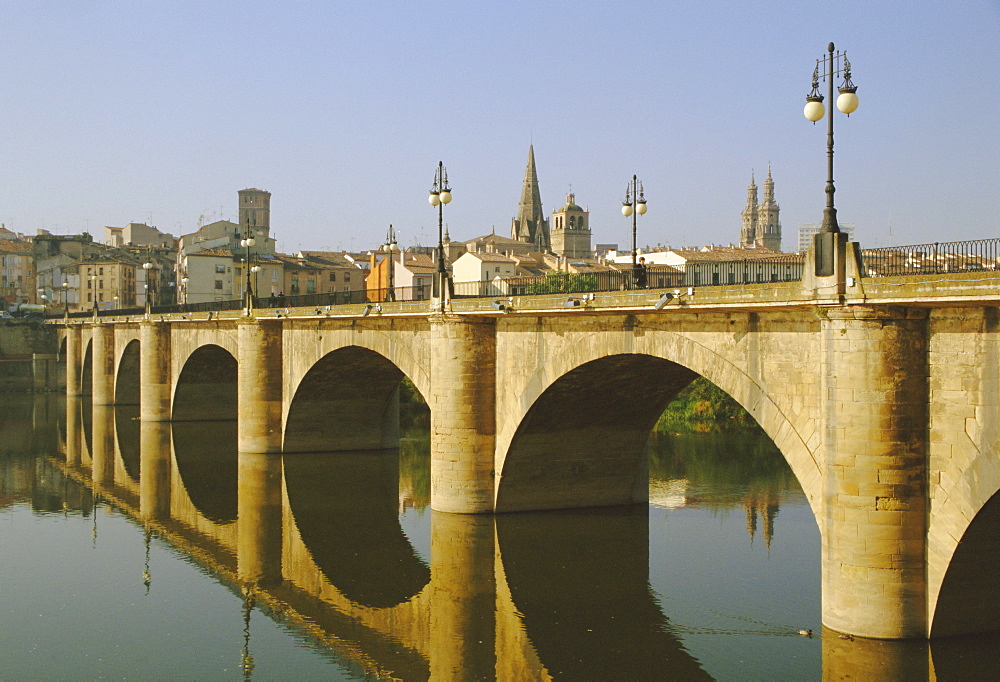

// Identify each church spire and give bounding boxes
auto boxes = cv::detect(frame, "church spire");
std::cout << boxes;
[510,145,551,251]
[740,172,759,248]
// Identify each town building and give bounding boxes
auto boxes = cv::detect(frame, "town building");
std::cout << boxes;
[797,222,857,253]
[104,222,175,248]
[0,238,35,309]
[177,189,279,303]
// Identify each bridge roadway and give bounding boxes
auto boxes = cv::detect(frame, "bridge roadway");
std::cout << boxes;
[54,244,1000,640]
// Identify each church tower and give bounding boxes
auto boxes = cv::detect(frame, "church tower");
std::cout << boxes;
[238,188,271,235]
[551,192,592,259]
[756,167,782,252]
[510,145,551,252]
[740,174,758,248]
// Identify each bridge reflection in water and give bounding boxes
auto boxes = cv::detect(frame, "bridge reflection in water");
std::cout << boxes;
[17,394,1000,678]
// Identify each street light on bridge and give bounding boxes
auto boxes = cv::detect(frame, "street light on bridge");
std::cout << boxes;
[61,281,68,317]
[240,221,258,315]
[804,41,858,276]
[428,161,452,312]
[381,224,398,302]
[621,175,647,288]
[142,258,153,317]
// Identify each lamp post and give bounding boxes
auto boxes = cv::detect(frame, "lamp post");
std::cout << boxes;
[181,276,189,306]
[621,175,647,287]
[36,287,44,307]
[428,161,452,311]
[381,224,398,302]
[240,222,256,315]
[61,281,68,317]
[90,274,98,315]
[142,260,152,316]
[804,42,858,275]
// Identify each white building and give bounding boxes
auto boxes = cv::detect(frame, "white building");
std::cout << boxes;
[798,223,856,253]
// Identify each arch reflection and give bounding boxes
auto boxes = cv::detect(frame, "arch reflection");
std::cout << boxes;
[114,404,141,481]
[497,505,710,680]
[284,450,430,608]
[171,420,238,524]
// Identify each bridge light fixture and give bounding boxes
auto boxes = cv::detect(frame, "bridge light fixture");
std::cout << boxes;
[492,298,513,312]
[240,221,257,316]
[622,175,647,288]
[429,161,452,311]
[804,42,858,275]
[654,292,674,310]
[381,224,398,302]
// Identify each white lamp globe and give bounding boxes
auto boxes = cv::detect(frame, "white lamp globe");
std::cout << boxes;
[429,192,441,207]
[439,190,452,204]
[622,203,634,217]
[636,201,647,215]
[804,98,825,122]
[837,90,859,115]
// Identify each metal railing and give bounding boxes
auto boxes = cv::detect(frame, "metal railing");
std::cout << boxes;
[860,238,1000,277]
[46,239,1000,319]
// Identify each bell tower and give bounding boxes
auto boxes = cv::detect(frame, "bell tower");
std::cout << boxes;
[757,167,782,252]
[551,192,592,259]
[740,174,758,248]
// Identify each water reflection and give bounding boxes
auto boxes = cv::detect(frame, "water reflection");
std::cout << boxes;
[172,420,238,524]
[497,506,710,679]
[2,393,1000,678]
[284,451,431,608]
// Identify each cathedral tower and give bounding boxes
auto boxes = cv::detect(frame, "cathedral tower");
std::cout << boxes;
[740,174,758,248]
[739,170,782,252]
[551,192,592,259]
[510,145,551,252]
[757,168,782,252]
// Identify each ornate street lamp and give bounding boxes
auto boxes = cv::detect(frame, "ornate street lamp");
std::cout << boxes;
[240,222,257,314]
[142,259,153,316]
[381,224,398,302]
[804,42,858,275]
[428,161,452,311]
[61,281,69,317]
[181,276,189,306]
[90,274,98,316]
[621,175,648,287]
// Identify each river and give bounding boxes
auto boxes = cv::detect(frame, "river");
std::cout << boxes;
[0,393,997,679]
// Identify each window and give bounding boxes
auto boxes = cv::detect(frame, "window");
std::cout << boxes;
[215,280,224,290]
[307,279,315,293]
[216,265,226,274]
[344,271,351,282]
[99,267,104,275]
[87,293,92,302]
[329,272,336,282]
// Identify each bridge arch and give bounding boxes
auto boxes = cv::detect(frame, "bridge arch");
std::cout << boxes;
[928,453,1000,637]
[114,339,141,405]
[172,344,238,422]
[284,345,424,453]
[495,328,820,515]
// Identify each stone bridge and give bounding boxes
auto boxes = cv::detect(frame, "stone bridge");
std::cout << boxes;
[54,244,1000,641]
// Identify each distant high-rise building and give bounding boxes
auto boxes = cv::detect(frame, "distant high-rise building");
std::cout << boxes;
[510,145,550,252]
[740,168,781,252]
[797,223,856,253]
[551,192,592,259]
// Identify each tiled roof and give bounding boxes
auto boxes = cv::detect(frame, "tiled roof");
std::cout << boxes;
[0,239,32,254]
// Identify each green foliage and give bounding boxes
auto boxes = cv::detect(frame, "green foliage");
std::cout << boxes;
[524,273,600,294]
[655,377,757,433]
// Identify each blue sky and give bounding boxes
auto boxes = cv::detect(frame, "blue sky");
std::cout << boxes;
[0,1,996,254]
